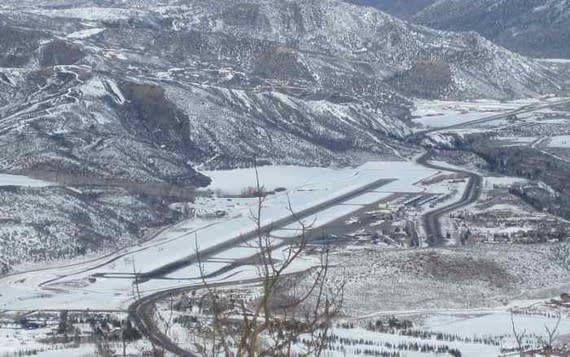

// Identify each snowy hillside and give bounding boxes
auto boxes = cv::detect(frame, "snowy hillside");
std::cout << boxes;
[0,185,178,273]
[0,0,565,179]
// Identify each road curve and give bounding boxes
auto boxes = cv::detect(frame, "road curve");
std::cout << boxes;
[126,178,404,355]
[417,151,482,246]
[129,275,304,357]
[129,283,202,357]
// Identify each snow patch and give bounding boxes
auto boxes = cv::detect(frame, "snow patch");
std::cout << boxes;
[67,28,105,39]
[28,8,142,21]
[548,135,570,148]
[0,174,52,187]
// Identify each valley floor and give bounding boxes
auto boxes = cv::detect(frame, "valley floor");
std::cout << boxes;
[2,97,570,356]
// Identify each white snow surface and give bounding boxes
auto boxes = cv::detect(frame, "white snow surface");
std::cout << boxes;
[426,312,570,337]
[27,7,143,21]
[484,176,528,187]
[548,135,570,148]
[0,174,51,187]
[201,162,429,195]
[67,27,106,39]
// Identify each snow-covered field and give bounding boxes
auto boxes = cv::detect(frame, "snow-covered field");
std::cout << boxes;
[548,135,570,148]
[333,243,570,316]
[319,310,570,357]
[425,312,570,338]
[320,240,570,356]
[200,165,369,195]
[494,136,538,147]
[483,176,528,188]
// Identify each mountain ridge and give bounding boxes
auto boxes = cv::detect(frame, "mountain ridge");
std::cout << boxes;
[0,0,565,181]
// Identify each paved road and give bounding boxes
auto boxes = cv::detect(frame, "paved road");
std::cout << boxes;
[411,99,570,243]
[417,151,482,246]
[129,282,206,357]
[129,273,311,357]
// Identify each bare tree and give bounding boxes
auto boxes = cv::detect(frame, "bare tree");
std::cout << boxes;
[121,320,128,357]
[511,310,564,357]
[511,312,527,357]
[190,162,345,356]
[538,311,562,357]
[93,334,114,357]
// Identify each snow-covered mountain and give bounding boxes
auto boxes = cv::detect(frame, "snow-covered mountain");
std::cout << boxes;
[415,0,570,59]
[0,0,565,181]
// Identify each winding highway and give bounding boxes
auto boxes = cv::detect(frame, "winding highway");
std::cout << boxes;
[416,151,482,245]
[128,274,309,357]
